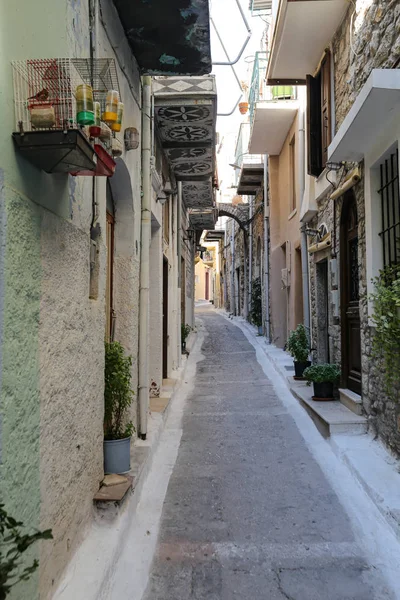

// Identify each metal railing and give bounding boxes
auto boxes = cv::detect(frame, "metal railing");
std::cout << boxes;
[248,52,268,125]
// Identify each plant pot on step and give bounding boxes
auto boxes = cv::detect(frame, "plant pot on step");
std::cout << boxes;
[313,381,334,400]
[294,360,311,379]
[181,341,186,353]
[257,325,263,335]
[104,437,131,474]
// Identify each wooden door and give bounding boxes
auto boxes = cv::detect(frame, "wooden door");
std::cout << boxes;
[163,257,168,379]
[340,192,362,394]
[205,270,209,300]
[105,211,114,341]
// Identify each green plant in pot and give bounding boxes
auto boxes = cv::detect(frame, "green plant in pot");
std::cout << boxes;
[104,341,135,474]
[181,323,191,352]
[303,363,341,400]
[286,323,310,378]
[251,277,263,334]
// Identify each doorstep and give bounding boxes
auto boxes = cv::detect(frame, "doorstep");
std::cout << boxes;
[290,382,368,437]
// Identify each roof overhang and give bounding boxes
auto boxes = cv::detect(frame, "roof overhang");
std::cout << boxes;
[113,0,211,75]
[154,76,217,229]
[267,0,348,83]
[249,100,298,154]
[237,161,264,195]
[328,70,400,163]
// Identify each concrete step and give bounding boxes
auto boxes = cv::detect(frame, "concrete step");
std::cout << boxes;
[290,383,368,437]
[339,388,363,416]
[150,396,170,414]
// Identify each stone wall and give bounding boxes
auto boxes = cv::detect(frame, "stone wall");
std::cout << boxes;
[308,0,400,455]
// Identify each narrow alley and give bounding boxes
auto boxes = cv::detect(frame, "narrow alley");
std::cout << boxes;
[134,304,398,600]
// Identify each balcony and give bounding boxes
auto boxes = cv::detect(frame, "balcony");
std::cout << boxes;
[154,76,217,230]
[232,123,264,195]
[247,53,298,156]
[249,0,272,16]
[267,0,348,83]
[112,0,211,76]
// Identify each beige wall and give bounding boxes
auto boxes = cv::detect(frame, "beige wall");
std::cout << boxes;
[269,113,304,348]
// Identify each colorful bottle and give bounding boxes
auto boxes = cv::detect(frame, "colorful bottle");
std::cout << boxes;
[76,84,95,126]
[111,102,124,132]
[102,90,119,125]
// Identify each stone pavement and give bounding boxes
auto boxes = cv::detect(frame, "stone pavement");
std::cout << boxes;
[142,305,395,600]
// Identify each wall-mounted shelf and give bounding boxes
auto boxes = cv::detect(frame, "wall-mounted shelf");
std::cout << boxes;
[12,129,97,174]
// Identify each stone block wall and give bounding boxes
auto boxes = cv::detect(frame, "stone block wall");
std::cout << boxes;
[309,0,400,455]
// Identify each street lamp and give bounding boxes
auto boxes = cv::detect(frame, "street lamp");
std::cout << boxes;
[229,151,250,170]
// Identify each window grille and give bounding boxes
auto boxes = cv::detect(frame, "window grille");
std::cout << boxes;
[378,148,400,267]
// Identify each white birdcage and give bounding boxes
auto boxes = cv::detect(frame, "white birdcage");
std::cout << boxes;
[11,58,121,133]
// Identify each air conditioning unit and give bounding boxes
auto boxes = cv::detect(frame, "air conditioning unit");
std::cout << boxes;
[281,268,290,288]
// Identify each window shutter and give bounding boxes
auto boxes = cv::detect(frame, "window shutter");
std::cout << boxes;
[321,51,332,167]
[306,74,322,177]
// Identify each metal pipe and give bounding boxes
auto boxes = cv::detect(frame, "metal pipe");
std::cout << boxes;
[263,155,270,341]
[243,231,248,319]
[212,0,252,66]
[298,99,311,337]
[177,182,182,289]
[210,14,244,116]
[230,223,236,315]
[138,75,152,440]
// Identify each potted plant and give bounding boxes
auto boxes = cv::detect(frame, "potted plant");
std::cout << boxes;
[250,277,263,334]
[181,323,191,353]
[286,324,310,378]
[303,363,341,400]
[104,341,135,474]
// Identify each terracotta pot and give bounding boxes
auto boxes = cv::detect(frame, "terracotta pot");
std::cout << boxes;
[239,102,249,115]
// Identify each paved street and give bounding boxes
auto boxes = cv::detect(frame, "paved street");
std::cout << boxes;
[142,305,395,600]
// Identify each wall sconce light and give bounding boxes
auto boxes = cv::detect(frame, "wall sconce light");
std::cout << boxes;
[156,191,167,205]
[124,127,140,151]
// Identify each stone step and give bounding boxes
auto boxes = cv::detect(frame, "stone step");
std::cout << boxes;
[290,383,368,437]
[339,388,363,416]
[150,396,170,414]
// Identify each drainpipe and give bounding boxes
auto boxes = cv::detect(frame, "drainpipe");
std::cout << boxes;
[243,230,248,319]
[248,196,253,320]
[138,75,151,440]
[263,155,270,342]
[230,223,236,315]
[298,102,311,336]
[177,182,182,290]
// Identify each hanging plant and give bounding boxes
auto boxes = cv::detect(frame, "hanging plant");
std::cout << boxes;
[369,266,400,398]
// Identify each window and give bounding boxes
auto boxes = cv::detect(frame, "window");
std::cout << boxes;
[163,198,170,243]
[378,147,400,267]
[306,51,331,177]
[289,134,296,212]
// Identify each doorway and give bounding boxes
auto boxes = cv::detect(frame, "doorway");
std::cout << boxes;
[205,270,210,300]
[163,257,169,379]
[316,260,330,363]
[340,191,362,394]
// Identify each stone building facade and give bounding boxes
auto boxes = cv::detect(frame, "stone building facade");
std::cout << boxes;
[308,0,400,454]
